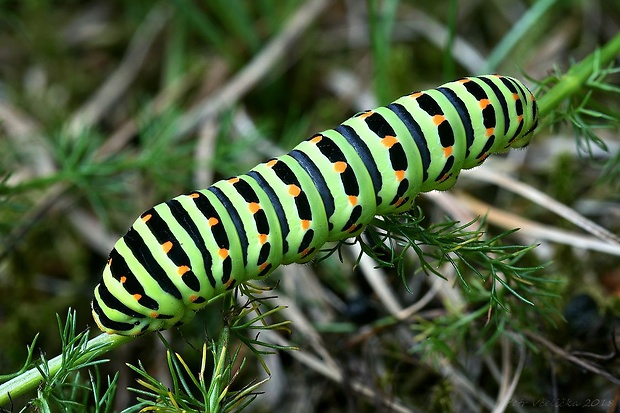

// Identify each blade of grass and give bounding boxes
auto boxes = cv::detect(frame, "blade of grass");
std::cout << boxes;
[483,0,558,73]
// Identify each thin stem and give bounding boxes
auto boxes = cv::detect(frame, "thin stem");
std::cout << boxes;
[537,32,620,118]
[0,333,133,406]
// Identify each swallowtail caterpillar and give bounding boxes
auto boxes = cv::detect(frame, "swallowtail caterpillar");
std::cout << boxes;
[92,75,538,336]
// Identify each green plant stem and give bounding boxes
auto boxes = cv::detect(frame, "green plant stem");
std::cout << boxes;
[368,0,399,103]
[537,32,620,118]
[0,333,133,406]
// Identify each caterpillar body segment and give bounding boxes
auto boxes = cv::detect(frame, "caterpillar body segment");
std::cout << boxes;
[92,75,538,336]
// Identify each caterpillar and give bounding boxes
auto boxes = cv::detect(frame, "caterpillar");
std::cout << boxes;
[92,74,539,336]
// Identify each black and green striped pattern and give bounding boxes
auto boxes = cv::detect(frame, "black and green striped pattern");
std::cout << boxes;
[92,74,539,336]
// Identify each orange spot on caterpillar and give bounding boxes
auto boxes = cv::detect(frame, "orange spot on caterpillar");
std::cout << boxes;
[517,115,524,123]
[162,241,173,253]
[224,278,235,288]
[300,248,311,257]
[120,276,127,284]
[258,234,268,244]
[348,195,358,205]
[189,295,200,303]
[178,265,190,276]
[478,153,490,162]
[395,170,405,181]
[382,135,398,148]
[248,202,261,213]
[310,134,323,144]
[149,312,158,318]
[334,161,347,173]
[443,146,453,157]
[394,198,405,207]
[266,159,277,167]
[189,192,200,198]
[432,115,445,125]
[486,128,495,137]
[409,92,423,98]
[228,177,240,184]
[133,294,142,301]
[479,99,491,109]
[301,220,311,230]
[259,262,269,271]
[458,78,470,84]
[357,110,374,119]
[142,214,152,222]
[513,93,519,101]
[219,248,229,259]
[288,185,301,197]
[208,217,219,226]
[108,258,112,265]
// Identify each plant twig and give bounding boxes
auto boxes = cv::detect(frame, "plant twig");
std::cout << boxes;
[0,333,132,406]
[524,330,620,385]
[461,167,620,246]
[455,191,620,256]
[66,5,171,136]
[537,32,620,117]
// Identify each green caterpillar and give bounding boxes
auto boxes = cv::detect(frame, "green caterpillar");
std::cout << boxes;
[92,74,539,336]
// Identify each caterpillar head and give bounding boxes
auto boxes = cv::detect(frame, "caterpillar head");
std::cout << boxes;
[91,241,200,336]
[91,277,194,337]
